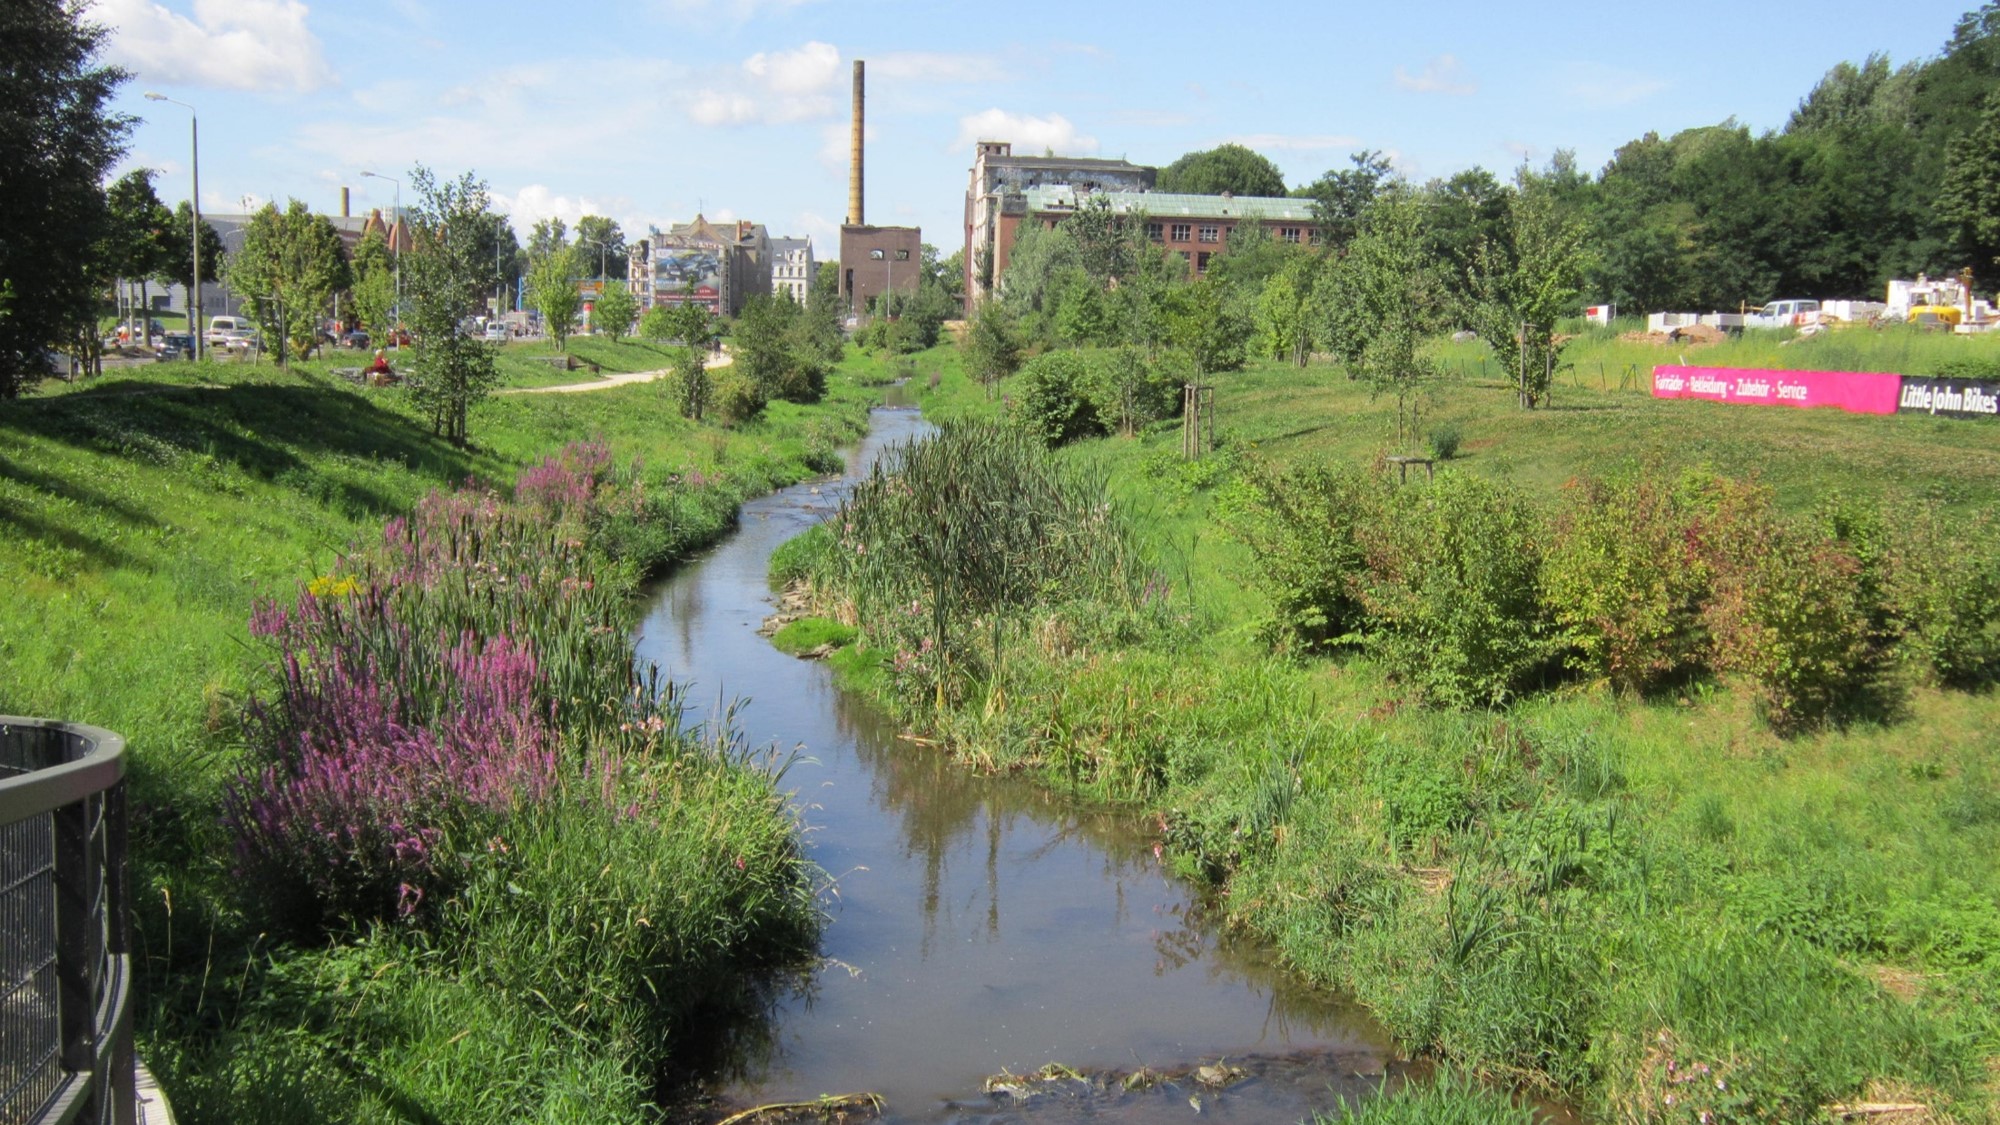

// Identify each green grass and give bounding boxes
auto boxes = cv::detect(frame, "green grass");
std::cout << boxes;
[1,358,880,1121]
[771,616,858,655]
[793,341,2000,1121]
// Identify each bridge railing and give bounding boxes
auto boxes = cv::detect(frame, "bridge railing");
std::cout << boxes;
[0,718,134,1125]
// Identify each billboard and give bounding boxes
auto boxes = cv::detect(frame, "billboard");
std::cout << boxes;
[1652,365,1998,420]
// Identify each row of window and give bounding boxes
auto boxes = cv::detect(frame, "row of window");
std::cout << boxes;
[1145,222,1308,245]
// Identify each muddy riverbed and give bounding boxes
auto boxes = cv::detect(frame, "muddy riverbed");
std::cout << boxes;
[632,405,1399,1123]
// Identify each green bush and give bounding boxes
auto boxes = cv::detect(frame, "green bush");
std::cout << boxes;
[1702,486,1891,732]
[1426,424,1462,461]
[709,366,767,426]
[1223,458,1383,653]
[1360,472,1553,707]
[1541,469,1714,694]
[1012,350,1107,447]
[1885,503,2000,688]
[1314,1072,1543,1124]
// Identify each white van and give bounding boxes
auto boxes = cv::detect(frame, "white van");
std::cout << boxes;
[205,316,248,346]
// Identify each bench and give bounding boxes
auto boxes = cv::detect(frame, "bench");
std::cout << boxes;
[533,354,604,376]
[1385,455,1435,484]
[332,367,365,384]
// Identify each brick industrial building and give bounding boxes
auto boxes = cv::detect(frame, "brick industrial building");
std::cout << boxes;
[838,59,921,314]
[962,142,1318,309]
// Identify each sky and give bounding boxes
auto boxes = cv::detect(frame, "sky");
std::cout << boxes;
[101,0,1983,261]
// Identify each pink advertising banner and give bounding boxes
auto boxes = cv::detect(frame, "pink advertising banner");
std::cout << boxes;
[1651,365,1902,415]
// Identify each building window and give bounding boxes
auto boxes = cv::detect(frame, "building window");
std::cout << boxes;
[1198,225,1220,244]
[1281,227,1301,244]
[870,249,885,260]
[1147,222,1164,242]
[1170,223,1191,242]
[895,249,910,261]
[1196,251,1213,273]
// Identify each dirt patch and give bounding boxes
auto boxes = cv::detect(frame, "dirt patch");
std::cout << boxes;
[1619,324,1729,347]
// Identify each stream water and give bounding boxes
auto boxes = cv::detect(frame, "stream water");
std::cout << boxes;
[631,405,1397,1123]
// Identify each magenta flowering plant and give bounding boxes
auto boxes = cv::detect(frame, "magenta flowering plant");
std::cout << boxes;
[227,440,685,933]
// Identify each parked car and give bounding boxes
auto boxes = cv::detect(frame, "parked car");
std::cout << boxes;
[342,330,371,350]
[216,329,259,352]
[483,320,508,342]
[154,332,196,361]
[204,316,250,347]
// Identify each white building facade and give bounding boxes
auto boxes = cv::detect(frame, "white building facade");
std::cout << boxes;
[769,237,814,304]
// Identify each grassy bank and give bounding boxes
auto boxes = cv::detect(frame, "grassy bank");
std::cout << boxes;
[1,359,873,1120]
[786,343,2000,1122]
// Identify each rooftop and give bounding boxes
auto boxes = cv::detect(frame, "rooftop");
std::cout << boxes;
[1020,186,1316,222]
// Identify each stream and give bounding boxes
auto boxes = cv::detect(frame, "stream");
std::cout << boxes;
[631,404,1398,1124]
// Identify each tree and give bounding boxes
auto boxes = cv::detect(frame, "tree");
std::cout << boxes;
[961,299,1024,397]
[228,200,352,361]
[1158,143,1287,197]
[735,294,823,402]
[402,166,501,446]
[1161,278,1252,378]
[801,263,845,365]
[591,280,636,340]
[527,244,583,351]
[348,228,396,333]
[574,215,627,279]
[526,218,569,262]
[1941,89,2000,268]
[0,0,131,397]
[1317,188,1445,448]
[157,200,226,315]
[1299,151,1397,252]
[105,169,176,340]
[670,345,708,421]
[1257,254,1319,366]
[1469,166,1593,409]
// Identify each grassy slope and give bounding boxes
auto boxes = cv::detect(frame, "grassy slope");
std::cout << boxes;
[863,337,2000,1121]
[0,359,873,1121]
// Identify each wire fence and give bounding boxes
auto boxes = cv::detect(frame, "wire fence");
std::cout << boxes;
[0,719,133,1125]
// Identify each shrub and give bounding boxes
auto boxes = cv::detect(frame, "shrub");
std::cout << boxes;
[1359,472,1553,707]
[1013,350,1107,447]
[709,366,767,426]
[1085,346,1182,436]
[1427,424,1462,461]
[1541,469,1714,693]
[1223,458,1384,653]
[1701,488,1890,732]
[812,420,1147,710]
[1884,503,2000,688]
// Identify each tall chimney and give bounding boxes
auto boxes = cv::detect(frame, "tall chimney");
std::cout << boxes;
[340,186,350,218]
[848,59,864,227]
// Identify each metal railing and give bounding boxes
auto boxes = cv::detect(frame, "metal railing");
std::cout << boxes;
[0,719,134,1125]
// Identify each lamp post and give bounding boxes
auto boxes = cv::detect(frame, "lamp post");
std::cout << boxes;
[360,170,401,341]
[144,93,201,362]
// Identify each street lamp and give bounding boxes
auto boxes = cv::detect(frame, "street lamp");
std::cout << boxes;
[144,92,201,362]
[360,170,400,340]
[578,235,610,281]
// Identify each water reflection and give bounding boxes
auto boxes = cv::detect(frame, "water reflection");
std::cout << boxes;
[633,407,1390,1123]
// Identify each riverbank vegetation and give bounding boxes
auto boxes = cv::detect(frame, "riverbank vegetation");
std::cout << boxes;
[782,340,2000,1122]
[1,356,875,1119]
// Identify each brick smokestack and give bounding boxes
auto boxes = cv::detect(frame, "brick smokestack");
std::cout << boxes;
[848,59,864,227]
[340,186,350,218]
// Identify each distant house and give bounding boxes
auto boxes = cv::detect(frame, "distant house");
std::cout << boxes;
[628,214,771,317]
[769,237,814,304]
[963,141,1156,309]
[963,140,1319,309]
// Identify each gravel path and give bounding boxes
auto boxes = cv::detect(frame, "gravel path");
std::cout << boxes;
[498,349,731,395]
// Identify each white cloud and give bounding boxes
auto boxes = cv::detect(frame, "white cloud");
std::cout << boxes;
[1566,64,1666,107]
[687,40,842,126]
[953,109,1096,156]
[100,0,335,93]
[1394,54,1476,96]
[1226,132,1359,152]
[492,184,643,241]
[745,41,841,95]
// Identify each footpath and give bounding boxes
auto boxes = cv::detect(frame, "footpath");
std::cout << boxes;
[499,349,732,396]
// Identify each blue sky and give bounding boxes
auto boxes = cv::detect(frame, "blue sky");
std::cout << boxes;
[102,0,1979,259]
